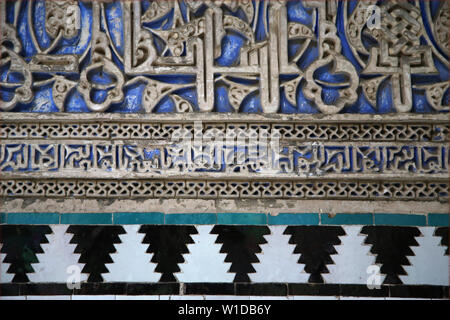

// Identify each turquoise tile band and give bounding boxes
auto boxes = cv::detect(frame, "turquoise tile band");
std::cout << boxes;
[321,213,373,225]
[428,214,449,227]
[60,213,113,225]
[165,213,216,225]
[0,212,6,224]
[4,212,59,225]
[268,213,319,225]
[0,212,446,227]
[217,213,267,225]
[374,214,427,226]
[114,212,164,225]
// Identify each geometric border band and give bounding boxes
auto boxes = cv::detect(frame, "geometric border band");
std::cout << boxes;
[1,212,448,227]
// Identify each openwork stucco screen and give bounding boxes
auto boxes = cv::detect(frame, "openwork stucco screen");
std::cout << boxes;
[0,0,448,299]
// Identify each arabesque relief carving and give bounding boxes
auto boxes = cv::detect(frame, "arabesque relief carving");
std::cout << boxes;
[0,0,448,113]
[0,1,448,202]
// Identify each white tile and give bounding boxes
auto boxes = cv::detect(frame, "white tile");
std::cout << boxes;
[26,295,71,300]
[249,296,289,300]
[324,226,377,285]
[250,226,308,283]
[0,244,14,283]
[288,295,339,300]
[0,296,26,300]
[29,225,87,283]
[177,226,234,283]
[204,295,251,300]
[385,297,430,300]
[401,227,449,285]
[71,295,116,300]
[170,295,205,300]
[340,296,386,300]
[159,295,171,300]
[104,225,160,282]
[116,295,159,300]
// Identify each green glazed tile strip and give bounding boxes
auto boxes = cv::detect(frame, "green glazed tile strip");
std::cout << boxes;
[5,212,59,225]
[320,213,373,225]
[427,213,449,227]
[268,213,319,225]
[0,212,437,226]
[114,212,164,225]
[165,213,217,225]
[374,213,426,226]
[217,213,267,225]
[60,213,113,225]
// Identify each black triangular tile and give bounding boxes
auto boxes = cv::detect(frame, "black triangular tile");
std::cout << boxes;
[210,225,270,282]
[283,226,345,283]
[0,225,52,282]
[66,225,126,282]
[361,226,420,284]
[138,225,198,282]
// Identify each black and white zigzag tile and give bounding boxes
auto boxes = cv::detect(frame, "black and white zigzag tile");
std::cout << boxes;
[0,225,448,297]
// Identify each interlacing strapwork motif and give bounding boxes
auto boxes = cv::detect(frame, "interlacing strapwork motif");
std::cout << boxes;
[0,0,448,113]
[0,1,448,202]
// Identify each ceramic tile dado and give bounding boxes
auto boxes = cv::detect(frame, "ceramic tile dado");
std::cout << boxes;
[0,224,448,299]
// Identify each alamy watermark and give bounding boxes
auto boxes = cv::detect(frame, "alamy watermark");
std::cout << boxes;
[366,265,382,289]
[66,265,82,290]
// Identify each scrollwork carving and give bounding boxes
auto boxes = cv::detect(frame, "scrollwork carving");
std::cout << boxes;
[45,0,80,40]
[0,0,447,114]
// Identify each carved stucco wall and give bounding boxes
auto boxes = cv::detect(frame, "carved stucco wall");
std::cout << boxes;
[0,0,448,300]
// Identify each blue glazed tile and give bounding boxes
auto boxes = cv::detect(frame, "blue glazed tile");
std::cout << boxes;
[0,212,7,224]
[113,212,164,225]
[321,213,373,225]
[60,213,113,225]
[6,212,59,225]
[165,213,216,225]
[217,213,267,225]
[268,213,319,225]
[428,213,449,227]
[374,214,426,226]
